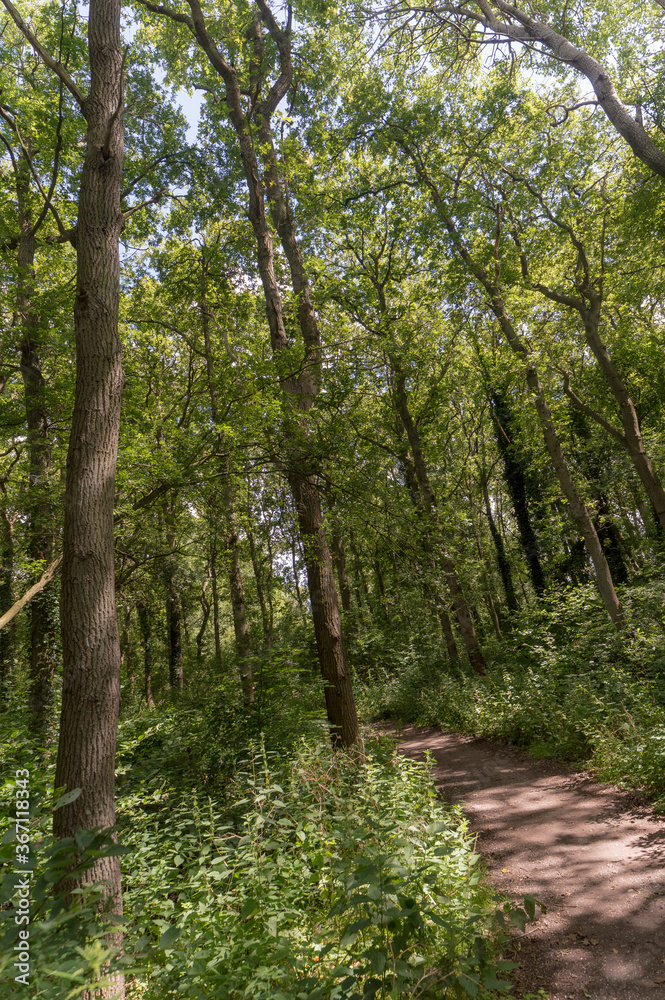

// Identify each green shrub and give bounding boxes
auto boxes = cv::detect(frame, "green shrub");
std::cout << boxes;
[359,582,665,809]
[118,735,519,999]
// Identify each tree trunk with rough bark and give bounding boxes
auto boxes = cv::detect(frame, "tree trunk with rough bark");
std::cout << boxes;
[48,0,125,989]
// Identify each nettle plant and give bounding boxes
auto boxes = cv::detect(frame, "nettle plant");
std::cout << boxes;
[0,784,128,999]
[119,737,535,999]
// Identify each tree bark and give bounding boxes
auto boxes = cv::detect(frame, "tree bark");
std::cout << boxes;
[331,518,356,647]
[196,573,211,662]
[391,365,486,674]
[481,473,518,611]
[288,472,360,746]
[247,525,272,644]
[48,0,125,985]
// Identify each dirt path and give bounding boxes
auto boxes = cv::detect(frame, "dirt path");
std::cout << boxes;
[397,726,665,1000]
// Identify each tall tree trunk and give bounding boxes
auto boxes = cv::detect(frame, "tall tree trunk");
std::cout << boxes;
[489,388,546,595]
[153,1,360,746]
[50,0,125,984]
[224,498,252,705]
[405,158,622,627]
[247,525,272,644]
[288,472,359,746]
[196,573,211,662]
[331,519,356,648]
[390,360,486,675]
[199,259,252,701]
[163,499,183,692]
[14,157,57,728]
[481,473,518,612]
[0,507,13,701]
[438,605,461,664]
[210,535,222,669]
[137,601,155,709]
[120,599,133,698]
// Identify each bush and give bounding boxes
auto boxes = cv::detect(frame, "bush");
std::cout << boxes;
[359,582,665,811]
[118,734,520,999]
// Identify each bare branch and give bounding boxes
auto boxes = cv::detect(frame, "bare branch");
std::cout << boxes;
[0,555,62,631]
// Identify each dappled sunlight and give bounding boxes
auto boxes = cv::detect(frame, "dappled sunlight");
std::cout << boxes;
[399,728,665,1000]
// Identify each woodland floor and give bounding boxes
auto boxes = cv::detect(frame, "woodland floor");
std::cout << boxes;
[396,726,665,1000]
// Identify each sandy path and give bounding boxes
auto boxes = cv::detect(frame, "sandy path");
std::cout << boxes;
[397,726,665,1000]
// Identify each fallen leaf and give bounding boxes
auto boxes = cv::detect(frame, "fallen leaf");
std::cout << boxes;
[654,976,665,984]
[612,948,619,954]
[501,868,508,873]
[590,938,599,945]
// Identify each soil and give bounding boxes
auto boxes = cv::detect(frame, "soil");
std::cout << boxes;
[396,726,665,1000]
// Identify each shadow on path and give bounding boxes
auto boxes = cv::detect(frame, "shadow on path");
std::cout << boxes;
[397,726,665,1000]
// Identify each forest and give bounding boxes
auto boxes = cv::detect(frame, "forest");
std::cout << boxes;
[1,0,665,996]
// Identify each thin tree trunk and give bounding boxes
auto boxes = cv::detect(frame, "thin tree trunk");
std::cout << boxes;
[291,535,306,616]
[196,574,211,662]
[210,537,222,669]
[406,159,622,627]
[137,601,155,709]
[120,599,133,698]
[0,507,13,701]
[390,361,486,674]
[331,519,356,649]
[48,0,125,988]
[481,474,518,611]
[438,603,460,665]
[199,258,252,700]
[224,500,252,705]
[489,387,546,594]
[247,525,271,644]
[163,499,183,692]
[15,157,57,728]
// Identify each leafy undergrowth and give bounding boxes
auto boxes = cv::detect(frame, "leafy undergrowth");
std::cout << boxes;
[0,692,529,999]
[359,582,665,812]
[119,729,523,999]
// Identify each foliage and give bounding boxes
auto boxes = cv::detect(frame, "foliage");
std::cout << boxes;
[360,581,665,812]
[117,727,521,999]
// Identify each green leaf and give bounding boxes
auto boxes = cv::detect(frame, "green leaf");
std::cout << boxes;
[159,925,180,950]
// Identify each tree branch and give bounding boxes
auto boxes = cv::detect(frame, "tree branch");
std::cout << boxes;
[0,0,85,107]
[0,555,62,631]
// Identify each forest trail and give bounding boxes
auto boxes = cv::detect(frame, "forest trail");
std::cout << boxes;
[397,726,665,1000]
